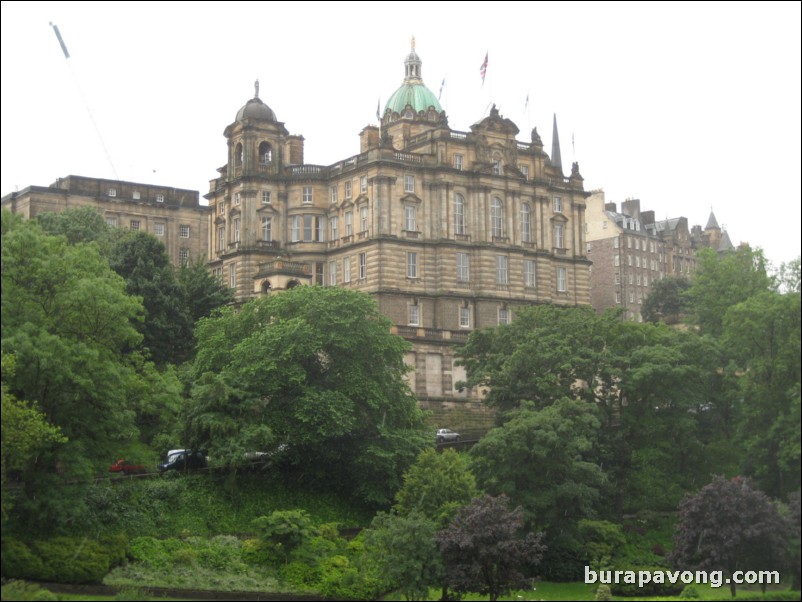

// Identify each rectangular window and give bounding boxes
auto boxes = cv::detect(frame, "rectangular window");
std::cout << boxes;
[154,223,165,236]
[404,175,415,193]
[219,202,225,215]
[217,227,225,251]
[629,273,634,285]
[360,206,368,232]
[616,291,622,304]
[156,194,164,203]
[179,225,190,238]
[557,267,567,292]
[328,260,337,286]
[262,191,271,204]
[520,164,529,180]
[130,220,140,231]
[108,188,117,197]
[496,255,508,284]
[637,274,642,286]
[359,252,366,279]
[291,216,301,242]
[614,237,620,249]
[524,259,536,287]
[498,308,510,325]
[132,191,141,200]
[262,217,272,241]
[344,181,352,199]
[459,306,471,329]
[553,196,562,212]
[235,192,241,205]
[303,215,313,242]
[343,256,351,283]
[303,186,313,204]
[330,216,338,240]
[628,255,632,266]
[456,252,469,282]
[345,211,353,236]
[105,216,117,227]
[212,267,223,283]
[614,255,620,267]
[493,160,502,175]
[636,256,641,268]
[233,218,240,242]
[408,304,420,326]
[179,248,190,266]
[628,237,632,249]
[614,272,621,284]
[454,154,463,171]
[554,224,564,248]
[405,205,416,231]
[330,186,338,204]
[229,264,237,289]
[407,252,418,278]
[360,175,367,193]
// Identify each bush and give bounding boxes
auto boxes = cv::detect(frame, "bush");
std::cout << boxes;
[609,566,684,597]
[114,587,151,601]
[680,584,701,598]
[594,584,612,601]
[32,537,111,583]
[280,560,321,588]
[1,539,44,580]
[0,580,58,601]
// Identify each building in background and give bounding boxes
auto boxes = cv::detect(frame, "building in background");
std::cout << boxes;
[1,175,209,267]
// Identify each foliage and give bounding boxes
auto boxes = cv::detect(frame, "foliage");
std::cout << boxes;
[436,494,546,602]
[642,275,690,324]
[594,583,612,601]
[723,290,801,498]
[578,519,626,565]
[394,448,479,526]
[669,476,789,597]
[0,580,58,602]
[36,206,114,249]
[685,246,772,336]
[362,510,442,600]
[786,490,801,590]
[608,566,684,597]
[189,286,429,506]
[108,231,194,364]
[470,398,605,534]
[252,509,316,565]
[177,256,234,323]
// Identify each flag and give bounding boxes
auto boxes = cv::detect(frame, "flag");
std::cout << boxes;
[376,99,381,121]
[524,93,529,111]
[438,78,445,100]
[480,52,488,86]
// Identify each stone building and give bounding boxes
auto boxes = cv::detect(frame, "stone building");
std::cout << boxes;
[1,175,209,267]
[586,190,736,321]
[203,42,592,414]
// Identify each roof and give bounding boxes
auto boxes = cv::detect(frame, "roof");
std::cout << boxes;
[385,42,442,116]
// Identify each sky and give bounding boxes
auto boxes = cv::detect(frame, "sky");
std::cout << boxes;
[2,1,800,267]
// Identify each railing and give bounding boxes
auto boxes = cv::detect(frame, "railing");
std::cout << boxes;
[450,131,468,140]
[393,151,421,163]
[394,326,472,343]
[455,234,471,242]
[256,260,308,276]
[290,165,325,175]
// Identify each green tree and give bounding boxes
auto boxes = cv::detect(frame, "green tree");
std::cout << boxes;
[641,275,690,324]
[363,510,442,601]
[669,476,788,597]
[108,231,194,364]
[36,206,114,248]
[252,509,316,565]
[436,494,546,602]
[189,286,429,505]
[723,290,801,497]
[394,448,479,526]
[686,246,771,336]
[470,398,605,534]
[177,256,233,323]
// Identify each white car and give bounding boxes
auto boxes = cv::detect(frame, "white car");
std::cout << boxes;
[436,429,461,443]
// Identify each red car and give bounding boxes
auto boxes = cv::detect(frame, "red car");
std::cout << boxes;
[109,459,147,475]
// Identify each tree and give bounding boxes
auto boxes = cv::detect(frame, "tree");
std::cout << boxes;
[394,448,479,526]
[641,276,690,324]
[108,231,194,364]
[36,206,114,249]
[177,256,233,323]
[189,286,429,505]
[686,246,772,336]
[363,510,443,601]
[723,290,801,497]
[470,398,605,536]
[669,476,788,597]
[436,494,546,602]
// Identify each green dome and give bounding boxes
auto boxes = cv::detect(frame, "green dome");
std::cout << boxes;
[386,83,442,115]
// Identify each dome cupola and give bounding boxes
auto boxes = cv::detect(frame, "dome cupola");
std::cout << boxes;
[384,37,442,117]
[235,79,277,123]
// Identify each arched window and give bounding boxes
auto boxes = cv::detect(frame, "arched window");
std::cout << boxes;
[491,197,504,238]
[521,203,532,243]
[259,142,272,164]
[235,143,244,166]
[454,194,466,235]
[261,280,272,294]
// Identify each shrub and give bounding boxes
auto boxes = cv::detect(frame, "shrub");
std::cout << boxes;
[594,584,612,601]
[280,560,321,588]
[609,566,684,597]
[680,583,700,598]
[0,580,58,601]
[32,537,111,583]
[1,539,44,580]
[114,587,151,601]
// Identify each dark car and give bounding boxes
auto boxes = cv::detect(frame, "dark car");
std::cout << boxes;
[158,449,207,473]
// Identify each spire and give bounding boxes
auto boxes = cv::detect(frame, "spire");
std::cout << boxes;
[404,36,423,83]
[254,79,260,99]
[551,113,563,172]
[706,210,720,230]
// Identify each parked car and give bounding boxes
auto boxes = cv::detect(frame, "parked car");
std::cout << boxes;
[109,459,147,475]
[158,449,207,473]
[436,429,461,443]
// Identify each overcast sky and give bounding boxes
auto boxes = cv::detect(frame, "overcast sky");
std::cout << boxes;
[2,1,799,267]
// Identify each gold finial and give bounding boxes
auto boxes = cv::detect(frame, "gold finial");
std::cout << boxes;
[411,35,415,50]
